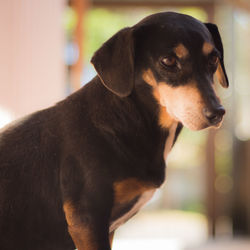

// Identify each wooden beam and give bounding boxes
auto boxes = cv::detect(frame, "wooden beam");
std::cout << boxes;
[92,0,214,8]
[225,0,250,13]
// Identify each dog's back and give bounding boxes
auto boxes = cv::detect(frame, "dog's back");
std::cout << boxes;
[0,107,75,249]
[0,76,165,249]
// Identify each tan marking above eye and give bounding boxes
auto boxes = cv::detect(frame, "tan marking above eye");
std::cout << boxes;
[203,42,213,55]
[174,43,189,58]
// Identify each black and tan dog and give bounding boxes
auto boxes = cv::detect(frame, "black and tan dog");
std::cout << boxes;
[0,12,228,250]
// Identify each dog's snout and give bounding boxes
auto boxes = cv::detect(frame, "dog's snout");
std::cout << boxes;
[203,106,225,125]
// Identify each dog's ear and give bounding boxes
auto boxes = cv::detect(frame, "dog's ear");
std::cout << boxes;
[91,28,134,97]
[204,23,229,88]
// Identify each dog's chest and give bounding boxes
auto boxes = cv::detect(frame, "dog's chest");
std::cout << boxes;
[109,188,155,232]
[109,123,178,232]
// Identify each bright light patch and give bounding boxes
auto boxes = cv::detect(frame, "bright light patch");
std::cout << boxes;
[113,239,184,250]
[0,107,13,129]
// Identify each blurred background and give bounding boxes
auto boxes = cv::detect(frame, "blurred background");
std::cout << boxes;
[0,0,250,249]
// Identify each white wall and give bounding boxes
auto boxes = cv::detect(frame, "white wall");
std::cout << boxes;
[0,0,66,126]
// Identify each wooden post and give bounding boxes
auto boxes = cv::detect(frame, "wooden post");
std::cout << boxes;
[206,129,216,237]
[70,0,89,90]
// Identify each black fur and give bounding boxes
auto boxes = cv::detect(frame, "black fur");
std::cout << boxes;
[0,12,227,250]
[204,23,228,87]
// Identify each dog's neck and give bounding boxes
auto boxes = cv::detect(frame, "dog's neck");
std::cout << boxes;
[83,76,182,149]
[132,76,183,161]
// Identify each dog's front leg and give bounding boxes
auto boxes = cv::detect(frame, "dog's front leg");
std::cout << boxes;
[61,156,113,250]
[63,200,111,250]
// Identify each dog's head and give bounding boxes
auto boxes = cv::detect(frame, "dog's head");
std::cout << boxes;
[91,12,228,131]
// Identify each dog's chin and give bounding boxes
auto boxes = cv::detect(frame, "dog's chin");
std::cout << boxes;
[185,122,209,131]
[211,119,223,129]
[183,119,224,131]
[181,118,209,131]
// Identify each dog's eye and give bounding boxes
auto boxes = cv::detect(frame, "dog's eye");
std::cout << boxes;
[161,56,177,67]
[209,55,218,65]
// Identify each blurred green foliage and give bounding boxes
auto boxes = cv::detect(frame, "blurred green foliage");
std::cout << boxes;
[84,7,207,60]
[63,6,78,38]
[179,7,207,22]
[85,9,131,60]
[63,6,207,61]
[84,8,152,61]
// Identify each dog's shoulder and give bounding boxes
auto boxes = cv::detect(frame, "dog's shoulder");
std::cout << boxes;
[0,106,62,166]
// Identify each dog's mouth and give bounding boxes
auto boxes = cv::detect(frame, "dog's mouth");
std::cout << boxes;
[171,105,225,131]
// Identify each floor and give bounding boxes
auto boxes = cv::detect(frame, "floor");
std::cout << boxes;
[188,239,250,250]
[113,239,250,250]
[112,210,250,250]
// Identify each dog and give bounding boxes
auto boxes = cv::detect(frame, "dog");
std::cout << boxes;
[0,12,228,250]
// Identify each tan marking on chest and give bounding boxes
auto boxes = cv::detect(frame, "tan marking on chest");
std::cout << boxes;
[110,178,156,232]
[110,189,155,232]
[113,178,155,204]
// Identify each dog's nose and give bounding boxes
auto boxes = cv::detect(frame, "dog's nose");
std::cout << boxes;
[203,106,225,125]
